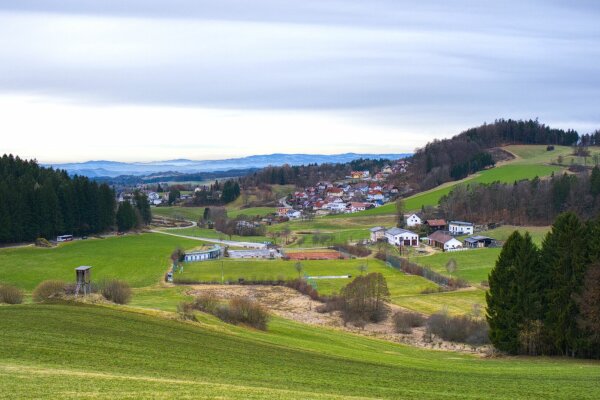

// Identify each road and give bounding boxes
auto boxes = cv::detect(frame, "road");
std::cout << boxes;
[150,229,267,249]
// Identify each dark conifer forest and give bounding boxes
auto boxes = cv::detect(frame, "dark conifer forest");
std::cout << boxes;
[487,213,600,358]
[0,154,117,243]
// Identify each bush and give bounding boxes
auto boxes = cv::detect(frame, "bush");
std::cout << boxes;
[213,297,270,330]
[177,301,197,321]
[286,278,324,302]
[426,312,490,346]
[35,237,52,248]
[0,284,24,304]
[100,279,132,304]
[341,273,390,324]
[191,292,219,312]
[393,311,425,334]
[32,280,66,302]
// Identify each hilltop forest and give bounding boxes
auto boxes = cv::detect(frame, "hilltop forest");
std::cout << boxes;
[0,154,116,243]
[411,119,580,190]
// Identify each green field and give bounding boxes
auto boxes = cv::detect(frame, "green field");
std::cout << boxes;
[1,303,599,399]
[0,234,200,290]
[163,226,269,243]
[176,258,437,299]
[473,225,550,246]
[414,248,501,285]
[394,288,487,316]
[348,145,566,216]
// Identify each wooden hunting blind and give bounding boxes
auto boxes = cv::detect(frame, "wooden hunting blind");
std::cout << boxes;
[75,266,92,296]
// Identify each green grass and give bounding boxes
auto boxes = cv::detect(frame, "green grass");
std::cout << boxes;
[152,206,205,221]
[163,226,269,243]
[393,288,487,316]
[1,303,599,399]
[473,225,550,246]
[129,286,193,312]
[414,248,502,285]
[176,258,437,298]
[227,207,277,218]
[0,234,201,291]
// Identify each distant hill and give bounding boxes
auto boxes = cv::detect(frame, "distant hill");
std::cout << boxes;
[45,153,410,178]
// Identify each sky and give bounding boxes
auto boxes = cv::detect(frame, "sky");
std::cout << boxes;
[0,1,599,162]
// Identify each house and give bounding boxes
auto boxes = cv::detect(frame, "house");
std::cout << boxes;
[348,202,372,213]
[385,227,419,247]
[184,246,222,262]
[449,221,474,235]
[326,187,344,197]
[287,210,302,219]
[277,207,292,216]
[427,231,463,251]
[405,213,422,227]
[324,202,347,213]
[369,226,386,242]
[425,219,446,231]
[463,235,495,248]
[351,170,370,179]
[367,190,384,201]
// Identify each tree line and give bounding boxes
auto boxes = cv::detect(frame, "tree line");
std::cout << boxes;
[439,168,600,226]
[410,119,580,190]
[487,213,600,358]
[186,179,241,206]
[241,158,391,188]
[0,154,116,243]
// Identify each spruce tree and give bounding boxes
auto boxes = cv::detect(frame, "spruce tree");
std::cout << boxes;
[540,212,588,356]
[486,231,523,353]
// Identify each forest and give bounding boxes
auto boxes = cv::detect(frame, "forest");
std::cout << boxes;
[240,158,391,187]
[487,212,600,358]
[439,168,600,225]
[410,119,580,190]
[0,154,116,243]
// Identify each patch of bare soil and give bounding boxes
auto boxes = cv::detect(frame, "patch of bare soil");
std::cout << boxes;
[187,284,491,356]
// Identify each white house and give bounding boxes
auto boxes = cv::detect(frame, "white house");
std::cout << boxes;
[449,221,474,235]
[324,202,347,213]
[427,231,463,251]
[405,213,422,227]
[287,210,302,219]
[385,227,419,247]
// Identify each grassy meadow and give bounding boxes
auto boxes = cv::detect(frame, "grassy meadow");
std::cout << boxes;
[0,234,200,290]
[1,303,599,399]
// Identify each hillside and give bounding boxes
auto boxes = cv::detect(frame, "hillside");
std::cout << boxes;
[1,303,599,399]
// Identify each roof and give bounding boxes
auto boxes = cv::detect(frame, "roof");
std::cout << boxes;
[450,221,473,226]
[428,230,454,244]
[464,236,493,243]
[426,219,446,226]
[386,227,417,236]
[369,226,385,232]
[75,266,92,271]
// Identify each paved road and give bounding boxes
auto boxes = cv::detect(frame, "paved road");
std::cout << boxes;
[150,229,267,249]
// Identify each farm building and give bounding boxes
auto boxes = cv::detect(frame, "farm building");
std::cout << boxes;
[425,219,446,230]
[427,231,463,251]
[184,246,222,262]
[228,249,279,259]
[405,213,423,227]
[385,227,419,247]
[449,221,474,235]
[463,235,495,248]
[369,226,386,242]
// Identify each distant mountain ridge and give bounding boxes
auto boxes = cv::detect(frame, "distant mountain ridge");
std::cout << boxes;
[45,153,411,178]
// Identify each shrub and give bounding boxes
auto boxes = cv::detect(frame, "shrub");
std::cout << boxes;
[214,297,269,330]
[0,284,24,304]
[177,301,197,321]
[426,312,490,346]
[286,278,324,302]
[35,237,52,248]
[100,279,132,304]
[191,292,219,312]
[32,280,66,302]
[393,311,425,334]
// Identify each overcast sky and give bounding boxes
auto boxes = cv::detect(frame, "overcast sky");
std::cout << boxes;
[1,1,599,162]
